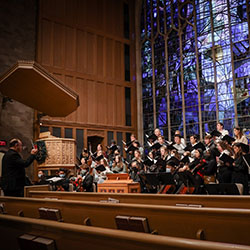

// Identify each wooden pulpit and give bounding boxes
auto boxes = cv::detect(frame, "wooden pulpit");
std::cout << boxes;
[36,132,76,175]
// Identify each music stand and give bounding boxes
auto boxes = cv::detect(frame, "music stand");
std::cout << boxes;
[157,173,176,194]
[143,173,160,186]
[158,173,175,185]
[175,172,196,187]
[138,173,158,193]
[205,183,240,195]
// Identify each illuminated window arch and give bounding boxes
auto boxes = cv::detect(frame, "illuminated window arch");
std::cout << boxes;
[140,0,250,140]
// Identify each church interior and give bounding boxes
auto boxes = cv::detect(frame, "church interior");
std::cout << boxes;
[1,0,250,249]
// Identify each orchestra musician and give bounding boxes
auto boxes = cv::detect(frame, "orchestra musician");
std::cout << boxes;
[56,168,70,191]
[202,149,217,184]
[79,148,89,161]
[130,160,146,192]
[166,160,176,174]
[188,148,207,194]
[81,159,94,192]
[72,124,249,195]
[96,144,107,158]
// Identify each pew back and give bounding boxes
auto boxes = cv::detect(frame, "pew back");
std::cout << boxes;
[29,191,250,209]
[1,214,250,250]
[0,196,250,245]
[24,185,50,197]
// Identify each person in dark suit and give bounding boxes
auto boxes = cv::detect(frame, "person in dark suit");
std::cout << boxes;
[1,138,38,197]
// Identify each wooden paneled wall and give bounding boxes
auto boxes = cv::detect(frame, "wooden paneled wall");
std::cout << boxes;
[36,0,136,148]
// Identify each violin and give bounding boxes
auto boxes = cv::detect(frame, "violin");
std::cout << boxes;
[178,185,195,194]
[87,158,92,166]
[191,159,207,174]
[158,184,176,194]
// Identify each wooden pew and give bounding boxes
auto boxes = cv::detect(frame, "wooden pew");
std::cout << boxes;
[0,196,250,245]
[24,185,50,197]
[1,214,250,250]
[28,191,250,209]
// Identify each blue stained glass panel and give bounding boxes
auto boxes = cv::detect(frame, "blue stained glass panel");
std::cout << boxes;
[141,0,250,140]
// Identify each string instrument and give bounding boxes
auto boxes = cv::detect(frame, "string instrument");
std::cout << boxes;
[87,158,92,167]
[56,185,65,191]
[122,139,134,148]
[174,162,198,194]
[191,159,207,174]
[73,177,84,192]
[88,142,93,156]
[158,184,176,194]
[158,164,184,194]
[177,184,195,194]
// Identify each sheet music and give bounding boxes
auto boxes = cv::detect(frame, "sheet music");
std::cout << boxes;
[46,177,63,182]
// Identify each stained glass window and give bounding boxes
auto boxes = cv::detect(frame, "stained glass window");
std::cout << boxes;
[141,0,250,140]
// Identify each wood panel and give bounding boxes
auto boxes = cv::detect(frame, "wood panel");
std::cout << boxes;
[52,72,64,82]
[65,0,77,27]
[87,80,96,124]
[96,81,106,124]
[115,41,122,80]
[104,0,123,37]
[41,0,125,38]
[65,26,76,71]
[96,0,104,31]
[114,0,123,37]
[76,77,88,123]
[76,29,86,73]
[76,1,86,28]
[105,38,114,79]
[86,0,98,30]
[41,0,54,19]
[65,75,76,122]
[2,197,250,245]
[28,191,250,209]
[86,32,95,75]
[37,0,137,145]
[97,35,104,77]
[115,85,125,126]
[2,215,248,250]
[107,83,115,125]
[54,0,66,20]
[41,19,53,66]
[53,23,65,68]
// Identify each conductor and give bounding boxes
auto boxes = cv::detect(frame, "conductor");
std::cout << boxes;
[1,138,38,197]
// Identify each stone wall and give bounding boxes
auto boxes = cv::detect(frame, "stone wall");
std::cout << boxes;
[0,0,37,179]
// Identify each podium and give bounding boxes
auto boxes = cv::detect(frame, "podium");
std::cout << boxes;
[97,174,140,193]
[37,132,76,175]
